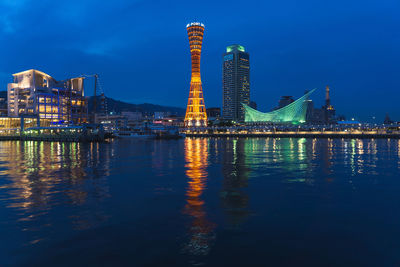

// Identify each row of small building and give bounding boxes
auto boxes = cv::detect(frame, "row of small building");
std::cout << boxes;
[0,69,184,131]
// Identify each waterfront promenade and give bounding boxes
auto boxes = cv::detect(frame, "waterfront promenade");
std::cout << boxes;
[184,125,400,139]
[1,127,400,141]
[0,125,105,142]
[186,131,400,139]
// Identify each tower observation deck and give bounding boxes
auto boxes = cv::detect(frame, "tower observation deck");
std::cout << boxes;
[184,22,207,127]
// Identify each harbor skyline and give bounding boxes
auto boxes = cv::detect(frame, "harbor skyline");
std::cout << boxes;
[0,0,399,121]
[1,1,400,265]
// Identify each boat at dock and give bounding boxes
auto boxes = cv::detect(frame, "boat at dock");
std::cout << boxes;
[151,125,184,139]
[114,128,154,139]
[114,126,184,139]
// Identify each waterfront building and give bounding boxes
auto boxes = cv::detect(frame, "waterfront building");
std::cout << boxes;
[121,111,145,128]
[121,111,143,121]
[222,44,250,122]
[95,114,127,131]
[184,22,207,127]
[206,107,221,119]
[154,116,184,127]
[306,85,338,124]
[0,117,53,133]
[309,108,326,124]
[249,101,257,110]
[305,98,314,122]
[7,69,87,124]
[323,85,336,123]
[0,91,7,116]
[384,114,394,124]
[243,89,315,124]
[154,111,171,120]
[276,96,294,110]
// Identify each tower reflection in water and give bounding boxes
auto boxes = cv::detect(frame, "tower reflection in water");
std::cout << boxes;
[220,138,251,226]
[183,138,215,256]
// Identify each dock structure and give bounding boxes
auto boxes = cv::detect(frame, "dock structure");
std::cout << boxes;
[184,129,400,139]
[0,124,105,142]
[185,132,400,139]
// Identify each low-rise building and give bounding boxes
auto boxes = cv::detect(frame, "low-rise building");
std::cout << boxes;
[0,91,7,117]
[206,107,221,120]
[7,69,87,124]
[95,114,127,131]
[121,111,143,121]
[275,96,294,110]
[153,116,184,127]
[154,111,171,120]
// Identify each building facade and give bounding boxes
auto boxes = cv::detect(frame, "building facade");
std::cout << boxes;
[306,86,337,124]
[277,96,294,110]
[222,44,250,122]
[249,101,257,110]
[206,107,221,119]
[323,85,336,123]
[7,69,87,124]
[154,111,171,120]
[121,111,143,121]
[0,91,7,117]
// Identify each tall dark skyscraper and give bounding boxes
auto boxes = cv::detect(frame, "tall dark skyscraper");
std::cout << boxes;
[222,44,250,122]
[324,85,336,123]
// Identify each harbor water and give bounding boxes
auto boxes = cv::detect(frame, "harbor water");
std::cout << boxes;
[1,138,400,266]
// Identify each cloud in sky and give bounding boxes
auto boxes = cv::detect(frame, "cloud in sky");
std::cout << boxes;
[81,39,125,57]
[0,0,31,33]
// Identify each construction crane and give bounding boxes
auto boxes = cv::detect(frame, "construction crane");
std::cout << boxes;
[80,74,107,123]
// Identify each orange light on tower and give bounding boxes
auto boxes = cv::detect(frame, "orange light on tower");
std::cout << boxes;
[185,22,207,127]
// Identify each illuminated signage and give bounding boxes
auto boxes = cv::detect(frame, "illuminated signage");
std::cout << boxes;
[186,22,205,28]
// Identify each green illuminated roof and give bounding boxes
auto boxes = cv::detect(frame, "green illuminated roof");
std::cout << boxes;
[226,44,245,53]
[243,89,316,124]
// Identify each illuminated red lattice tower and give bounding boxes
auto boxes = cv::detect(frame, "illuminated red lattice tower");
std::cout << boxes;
[185,22,207,127]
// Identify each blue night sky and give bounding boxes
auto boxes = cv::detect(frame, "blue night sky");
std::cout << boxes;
[0,0,398,121]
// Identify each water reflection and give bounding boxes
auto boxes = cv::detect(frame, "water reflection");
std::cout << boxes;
[219,138,400,189]
[183,138,215,256]
[220,139,250,226]
[0,141,112,241]
[1,138,400,265]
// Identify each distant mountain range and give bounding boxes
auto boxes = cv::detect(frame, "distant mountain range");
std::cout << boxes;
[88,96,185,115]
[0,91,186,116]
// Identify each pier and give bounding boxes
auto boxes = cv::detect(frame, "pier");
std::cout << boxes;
[0,125,105,142]
[185,132,400,139]
[183,126,400,139]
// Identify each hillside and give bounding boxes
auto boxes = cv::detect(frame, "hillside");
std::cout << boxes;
[88,96,185,115]
[0,91,186,116]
